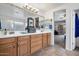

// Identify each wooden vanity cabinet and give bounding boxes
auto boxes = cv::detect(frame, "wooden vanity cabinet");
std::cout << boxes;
[42,33,48,48]
[47,33,51,46]
[17,36,30,56]
[31,34,42,54]
[0,33,51,56]
[42,33,51,48]
[0,37,17,56]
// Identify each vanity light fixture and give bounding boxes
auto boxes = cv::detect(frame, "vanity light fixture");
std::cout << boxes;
[23,4,39,13]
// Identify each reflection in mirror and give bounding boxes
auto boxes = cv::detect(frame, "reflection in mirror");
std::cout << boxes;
[0,16,25,31]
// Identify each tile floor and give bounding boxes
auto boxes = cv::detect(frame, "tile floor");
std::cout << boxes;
[31,45,79,56]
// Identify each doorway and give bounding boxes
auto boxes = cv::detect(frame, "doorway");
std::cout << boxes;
[54,9,66,48]
[74,9,79,50]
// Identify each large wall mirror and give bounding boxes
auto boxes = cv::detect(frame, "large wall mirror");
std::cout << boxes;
[0,3,45,31]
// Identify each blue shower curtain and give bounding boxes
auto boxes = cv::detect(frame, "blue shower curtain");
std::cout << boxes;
[75,13,79,37]
[0,20,1,29]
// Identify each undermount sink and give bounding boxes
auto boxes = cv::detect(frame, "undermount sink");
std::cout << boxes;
[20,32,27,34]
[8,32,15,35]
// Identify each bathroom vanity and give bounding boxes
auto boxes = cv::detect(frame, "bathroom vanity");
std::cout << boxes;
[0,31,51,56]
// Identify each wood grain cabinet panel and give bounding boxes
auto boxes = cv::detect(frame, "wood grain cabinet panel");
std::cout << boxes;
[0,38,16,44]
[0,37,17,56]
[47,33,51,46]
[0,33,51,56]
[31,34,42,54]
[42,33,48,48]
[31,44,42,54]
[18,36,30,56]
[31,40,42,47]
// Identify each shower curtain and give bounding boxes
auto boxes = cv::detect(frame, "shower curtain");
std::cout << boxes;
[0,20,1,29]
[75,13,79,47]
[75,13,79,37]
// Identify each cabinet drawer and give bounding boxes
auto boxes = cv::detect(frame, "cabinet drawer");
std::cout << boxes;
[0,42,16,49]
[31,34,42,38]
[18,41,28,45]
[18,36,30,45]
[0,37,16,44]
[31,44,42,54]
[18,36,30,42]
[31,37,42,42]
[48,33,51,36]
[31,40,42,47]
[0,42,17,56]
[43,33,48,36]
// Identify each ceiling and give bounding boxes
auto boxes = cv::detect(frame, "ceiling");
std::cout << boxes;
[28,3,64,12]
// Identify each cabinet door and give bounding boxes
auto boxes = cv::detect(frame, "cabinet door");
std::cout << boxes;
[42,33,48,48]
[31,34,42,54]
[47,33,51,46]
[0,42,17,56]
[18,36,30,56]
[0,37,17,56]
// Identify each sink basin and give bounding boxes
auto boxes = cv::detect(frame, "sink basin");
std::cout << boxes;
[8,32,15,35]
[20,32,27,34]
[8,31,28,34]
